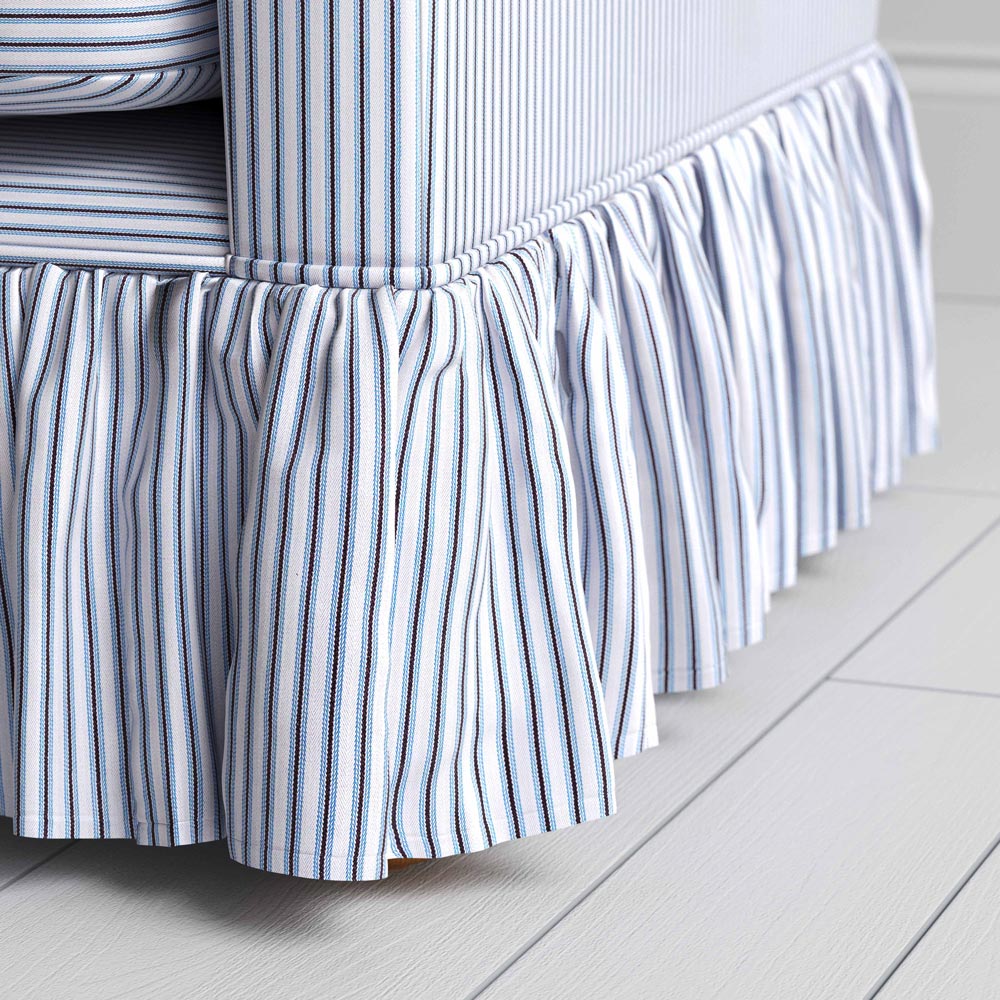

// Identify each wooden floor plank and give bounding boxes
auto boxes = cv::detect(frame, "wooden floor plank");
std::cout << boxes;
[479,683,1000,1000]
[835,523,1000,695]
[0,820,68,888]
[876,838,1000,1000]
[0,490,994,1000]
[904,300,1000,495]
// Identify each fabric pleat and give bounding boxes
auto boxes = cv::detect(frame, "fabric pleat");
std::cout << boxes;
[648,167,767,650]
[0,52,936,879]
[599,193,725,693]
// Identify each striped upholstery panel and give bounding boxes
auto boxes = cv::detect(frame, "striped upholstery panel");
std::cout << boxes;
[0,1,221,114]
[0,103,229,272]
[221,0,880,287]
[0,65,222,116]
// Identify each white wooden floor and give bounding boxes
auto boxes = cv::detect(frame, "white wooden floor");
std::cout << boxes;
[2,64,999,1000]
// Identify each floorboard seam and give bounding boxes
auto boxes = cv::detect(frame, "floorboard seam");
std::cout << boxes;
[465,513,1000,1000]
[866,829,1000,998]
[0,843,76,895]
[829,676,1000,699]
[897,483,1000,499]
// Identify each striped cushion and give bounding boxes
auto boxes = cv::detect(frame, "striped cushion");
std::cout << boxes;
[0,103,229,271]
[0,1,220,115]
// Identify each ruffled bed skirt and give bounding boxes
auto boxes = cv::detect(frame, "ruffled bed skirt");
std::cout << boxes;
[0,52,935,879]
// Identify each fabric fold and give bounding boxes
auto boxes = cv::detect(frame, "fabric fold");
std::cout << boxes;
[0,52,936,879]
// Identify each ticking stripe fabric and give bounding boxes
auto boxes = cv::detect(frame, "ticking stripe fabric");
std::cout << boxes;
[0,52,937,879]
[220,0,879,287]
[0,65,222,117]
[0,1,220,115]
[0,103,229,273]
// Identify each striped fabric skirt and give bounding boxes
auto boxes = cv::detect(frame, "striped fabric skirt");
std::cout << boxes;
[0,51,936,880]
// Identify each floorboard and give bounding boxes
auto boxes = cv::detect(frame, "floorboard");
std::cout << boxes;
[875,837,1000,1000]
[835,523,1000,695]
[0,821,68,888]
[478,683,1000,1000]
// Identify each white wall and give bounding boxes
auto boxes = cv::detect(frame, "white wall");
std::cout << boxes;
[880,0,1000,299]
[881,0,1000,54]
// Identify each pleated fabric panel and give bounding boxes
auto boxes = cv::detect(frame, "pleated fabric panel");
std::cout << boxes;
[387,272,614,863]
[0,52,936,879]
[595,194,724,694]
[0,264,616,877]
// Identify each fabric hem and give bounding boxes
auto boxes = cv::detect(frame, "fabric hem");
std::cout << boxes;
[229,794,615,881]
[12,814,223,847]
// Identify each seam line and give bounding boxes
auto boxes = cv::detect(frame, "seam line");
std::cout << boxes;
[867,830,1000,998]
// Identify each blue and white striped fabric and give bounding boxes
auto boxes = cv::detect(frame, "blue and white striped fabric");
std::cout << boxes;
[0,65,221,116]
[0,104,229,272]
[0,1,220,115]
[0,51,937,879]
[220,0,880,287]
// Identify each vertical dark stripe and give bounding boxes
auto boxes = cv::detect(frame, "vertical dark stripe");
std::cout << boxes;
[109,278,134,829]
[387,1,398,272]
[389,303,440,856]
[173,284,202,837]
[357,0,368,280]
[150,287,178,844]
[42,276,74,836]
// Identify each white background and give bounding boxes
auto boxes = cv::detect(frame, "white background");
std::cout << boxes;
[881,0,1000,298]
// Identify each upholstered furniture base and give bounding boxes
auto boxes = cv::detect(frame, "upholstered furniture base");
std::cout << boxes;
[0,47,936,879]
